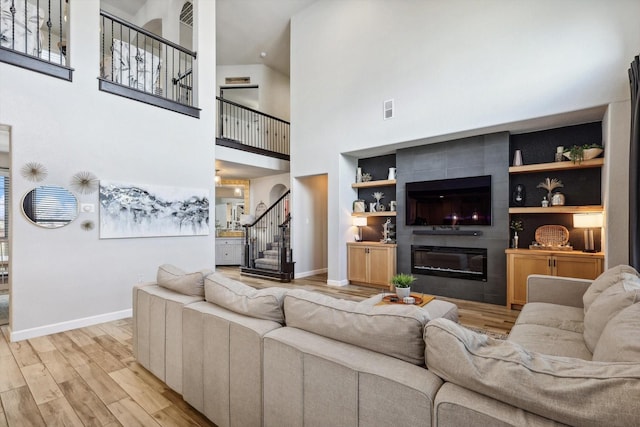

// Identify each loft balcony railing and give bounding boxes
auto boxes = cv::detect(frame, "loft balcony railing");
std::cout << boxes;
[217,97,290,160]
[99,10,199,118]
[0,0,73,80]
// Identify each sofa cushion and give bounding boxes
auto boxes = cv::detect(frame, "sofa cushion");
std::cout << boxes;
[425,318,640,427]
[283,289,431,365]
[156,264,212,297]
[514,302,584,333]
[582,265,639,313]
[204,272,287,323]
[508,324,592,360]
[592,303,640,362]
[583,282,640,352]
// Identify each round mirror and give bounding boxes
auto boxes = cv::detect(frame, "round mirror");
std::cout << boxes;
[22,185,79,228]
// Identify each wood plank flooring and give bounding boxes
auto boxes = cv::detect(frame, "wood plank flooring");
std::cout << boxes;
[0,268,520,426]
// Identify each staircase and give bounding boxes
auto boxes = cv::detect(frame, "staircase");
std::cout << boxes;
[241,191,294,282]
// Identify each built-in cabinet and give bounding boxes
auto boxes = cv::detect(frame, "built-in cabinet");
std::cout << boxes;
[215,237,243,265]
[347,242,396,289]
[505,249,604,309]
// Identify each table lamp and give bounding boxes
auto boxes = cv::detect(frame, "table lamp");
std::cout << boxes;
[573,213,603,253]
[353,217,368,241]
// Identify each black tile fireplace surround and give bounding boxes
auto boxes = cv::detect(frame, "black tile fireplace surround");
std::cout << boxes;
[411,245,488,282]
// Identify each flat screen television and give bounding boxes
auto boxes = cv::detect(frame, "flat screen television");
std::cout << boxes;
[406,175,492,226]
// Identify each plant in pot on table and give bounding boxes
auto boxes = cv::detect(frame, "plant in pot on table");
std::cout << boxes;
[391,273,416,299]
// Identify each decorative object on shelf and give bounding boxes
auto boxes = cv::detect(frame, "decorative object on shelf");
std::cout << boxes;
[532,224,571,249]
[373,191,384,211]
[512,149,523,166]
[361,172,372,182]
[388,167,396,180]
[390,273,416,299]
[352,216,367,241]
[555,146,565,162]
[389,201,397,211]
[541,196,549,207]
[510,219,523,249]
[81,220,95,231]
[381,217,395,243]
[563,144,603,164]
[536,177,564,202]
[353,200,365,213]
[356,167,363,183]
[551,191,566,206]
[21,162,48,182]
[512,184,525,206]
[70,171,99,194]
[369,202,377,212]
[573,213,603,252]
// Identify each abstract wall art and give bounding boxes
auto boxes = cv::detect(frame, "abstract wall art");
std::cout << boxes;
[99,180,210,238]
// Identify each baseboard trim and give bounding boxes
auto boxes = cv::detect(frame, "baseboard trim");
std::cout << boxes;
[10,309,132,342]
[327,279,349,287]
[294,268,328,279]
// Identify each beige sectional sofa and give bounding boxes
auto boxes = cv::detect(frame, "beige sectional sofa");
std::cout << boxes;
[133,264,640,427]
[425,265,640,427]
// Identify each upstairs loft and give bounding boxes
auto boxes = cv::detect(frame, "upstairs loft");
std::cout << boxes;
[1,0,291,160]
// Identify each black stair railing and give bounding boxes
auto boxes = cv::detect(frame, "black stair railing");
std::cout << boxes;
[217,97,290,160]
[241,190,293,282]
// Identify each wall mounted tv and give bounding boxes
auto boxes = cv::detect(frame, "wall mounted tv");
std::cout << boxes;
[406,175,492,226]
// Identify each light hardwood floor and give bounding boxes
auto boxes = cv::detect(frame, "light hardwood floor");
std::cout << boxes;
[0,268,520,426]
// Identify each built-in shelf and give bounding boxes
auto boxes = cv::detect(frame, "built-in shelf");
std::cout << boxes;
[352,211,397,217]
[413,229,483,236]
[509,158,603,174]
[508,205,603,214]
[351,179,396,188]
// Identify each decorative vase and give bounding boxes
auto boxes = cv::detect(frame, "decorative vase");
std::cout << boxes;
[551,192,565,206]
[513,232,519,249]
[356,167,362,183]
[512,150,523,166]
[395,287,411,299]
[388,167,396,180]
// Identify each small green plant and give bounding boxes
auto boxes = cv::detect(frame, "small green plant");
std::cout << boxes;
[564,144,603,164]
[510,219,523,233]
[391,273,416,288]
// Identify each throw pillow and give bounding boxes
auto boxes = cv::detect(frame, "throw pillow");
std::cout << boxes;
[157,264,212,297]
[283,289,431,365]
[582,265,639,313]
[583,282,640,352]
[204,272,287,323]
[621,272,640,291]
[592,303,640,362]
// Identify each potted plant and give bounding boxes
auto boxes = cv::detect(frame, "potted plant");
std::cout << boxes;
[391,273,416,299]
[563,144,603,164]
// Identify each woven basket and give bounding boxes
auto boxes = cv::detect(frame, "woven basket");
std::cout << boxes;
[535,225,570,247]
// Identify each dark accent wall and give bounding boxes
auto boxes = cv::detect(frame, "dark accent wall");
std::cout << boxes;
[357,154,397,242]
[396,133,510,305]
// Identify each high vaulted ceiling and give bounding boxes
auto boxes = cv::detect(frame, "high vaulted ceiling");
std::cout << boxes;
[104,0,316,76]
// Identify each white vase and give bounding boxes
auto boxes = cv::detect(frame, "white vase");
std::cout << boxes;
[388,167,396,180]
[512,150,523,166]
[395,287,411,299]
[356,167,362,183]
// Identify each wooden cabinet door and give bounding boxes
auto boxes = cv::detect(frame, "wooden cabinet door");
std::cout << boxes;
[508,254,552,307]
[367,246,394,286]
[554,255,603,280]
[347,245,368,284]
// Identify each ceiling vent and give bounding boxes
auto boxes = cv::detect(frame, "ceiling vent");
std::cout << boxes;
[180,1,193,27]
[225,77,251,85]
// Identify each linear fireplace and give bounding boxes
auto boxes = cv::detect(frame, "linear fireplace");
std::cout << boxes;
[411,245,487,282]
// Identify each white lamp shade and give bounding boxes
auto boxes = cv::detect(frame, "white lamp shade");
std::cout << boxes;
[573,213,603,228]
[353,217,368,227]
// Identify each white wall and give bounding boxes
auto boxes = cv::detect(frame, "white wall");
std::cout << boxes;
[249,173,290,215]
[217,64,290,120]
[293,174,328,277]
[290,0,640,284]
[0,0,216,340]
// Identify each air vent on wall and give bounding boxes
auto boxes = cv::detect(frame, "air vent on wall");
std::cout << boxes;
[225,77,251,85]
[180,1,193,27]
[384,99,394,120]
